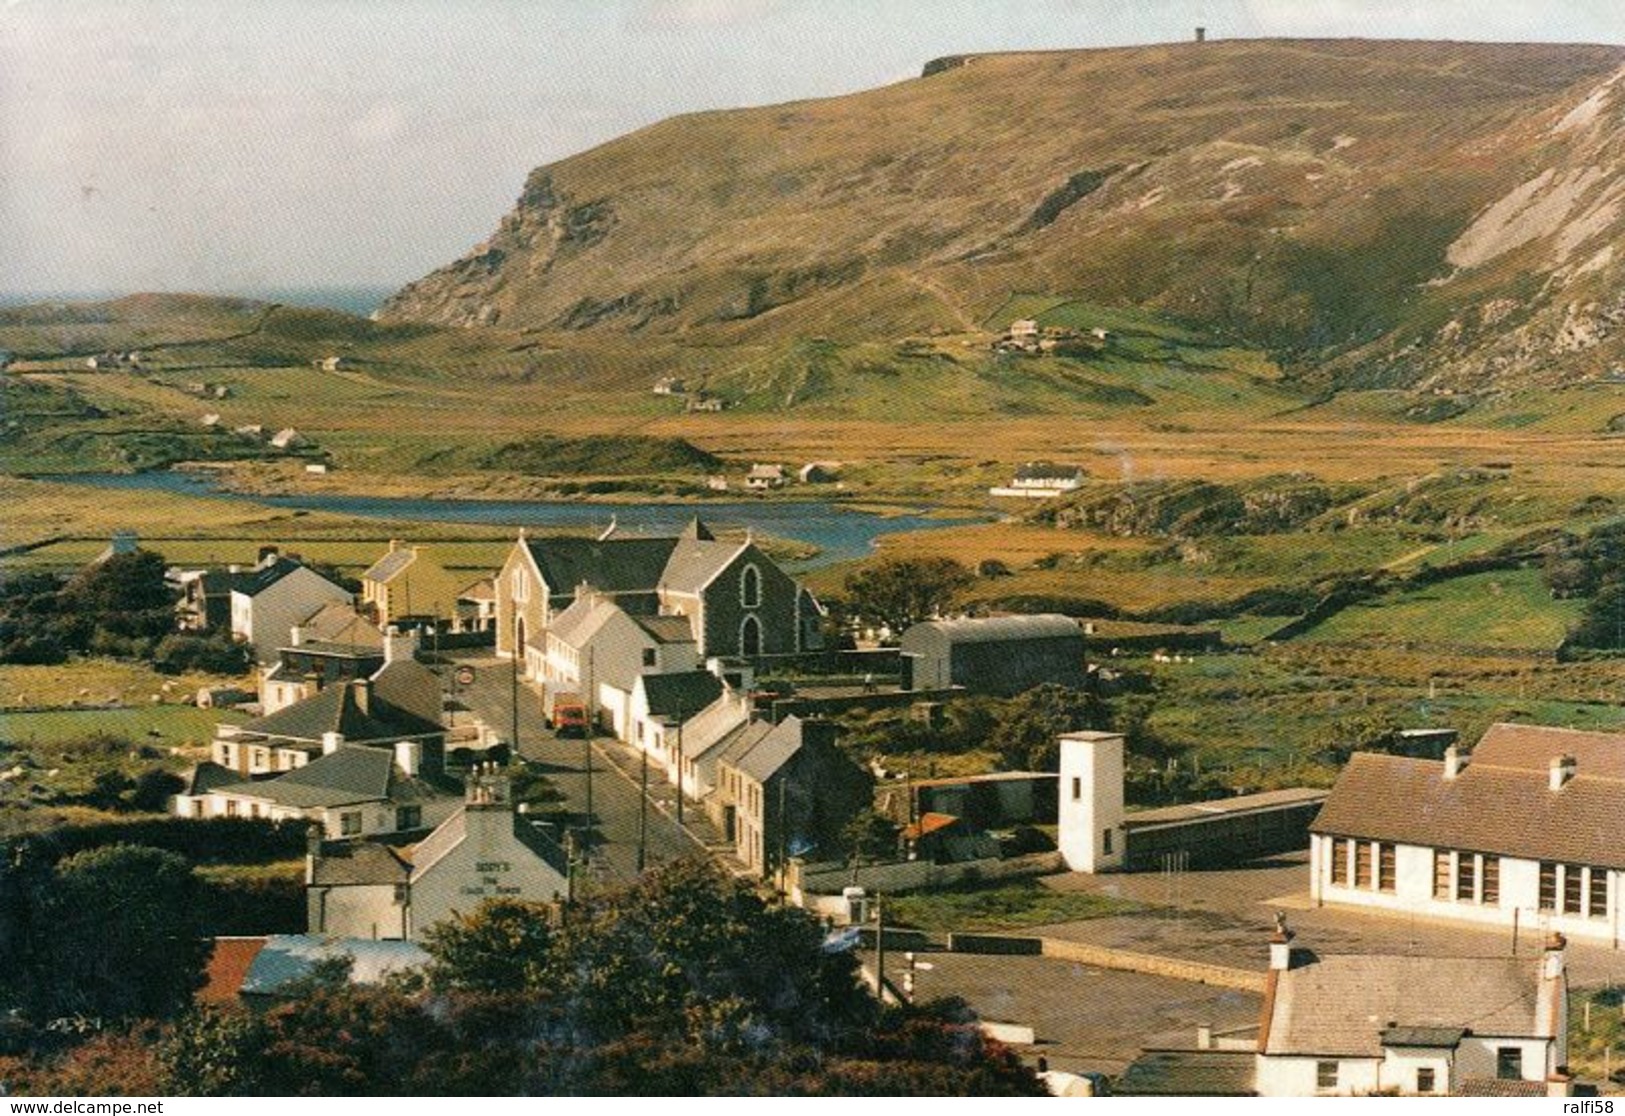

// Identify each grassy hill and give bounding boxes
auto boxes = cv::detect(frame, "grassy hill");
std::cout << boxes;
[380,38,1625,400]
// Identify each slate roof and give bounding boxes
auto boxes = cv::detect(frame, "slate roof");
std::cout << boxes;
[1115,1050,1256,1096]
[363,546,416,584]
[632,613,698,644]
[1014,461,1084,482]
[294,601,382,648]
[712,719,776,770]
[185,760,243,796]
[547,595,619,648]
[458,576,496,602]
[239,935,430,996]
[213,745,399,809]
[902,614,1083,645]
[1455,1078,1549,1097]
[1381,1025,1465,1048]
[234,556,310,598]
[639,670,723,720]
[408,806,569,882]
[1263,953,1545,1057]
[1311,734,1625,870]
[1127,787,1328,828]
[678,692,753,761]
[659,538,746,594]
[234,681,442,745]
[310,840,412,886]
[523,536,677,597]
[733,715,807,783]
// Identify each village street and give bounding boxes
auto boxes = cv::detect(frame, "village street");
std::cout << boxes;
[442,654,718,887]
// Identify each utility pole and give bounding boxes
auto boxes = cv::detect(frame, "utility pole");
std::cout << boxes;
[874,892,885,1004]
[584,645,594,852]
[510,622,520,756]
[674,703,684,828]
[637,740,649,873]
[777,777,788,896]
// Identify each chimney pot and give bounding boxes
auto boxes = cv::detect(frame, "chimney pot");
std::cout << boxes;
[1550,754,1576,790]
[1443,745,1463,779]
[1196,1023,1213,1050]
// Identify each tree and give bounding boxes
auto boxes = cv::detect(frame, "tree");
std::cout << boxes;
[841,809,900,865]
[987,684,1111,771]
[421,898,555,994]
[842,557,974,635]
[38,844,211,1021]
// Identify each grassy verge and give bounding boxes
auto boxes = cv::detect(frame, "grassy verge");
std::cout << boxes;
[883,879,1142,933]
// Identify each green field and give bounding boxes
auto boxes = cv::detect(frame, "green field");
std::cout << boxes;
[1297,567,1585,651]
[0,704,244,749]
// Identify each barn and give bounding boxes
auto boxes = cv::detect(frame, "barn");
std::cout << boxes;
[899,614,1086,695]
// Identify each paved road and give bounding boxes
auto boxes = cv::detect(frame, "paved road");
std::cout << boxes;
[445,655,712,888]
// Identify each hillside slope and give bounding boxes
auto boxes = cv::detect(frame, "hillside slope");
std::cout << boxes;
[380,38,1625,391]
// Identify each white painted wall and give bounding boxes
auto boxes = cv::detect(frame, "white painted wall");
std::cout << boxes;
[407,806,569,939]
[1058,731,1125,873]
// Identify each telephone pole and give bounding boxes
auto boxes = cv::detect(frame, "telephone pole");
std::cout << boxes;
[637,741,649,873]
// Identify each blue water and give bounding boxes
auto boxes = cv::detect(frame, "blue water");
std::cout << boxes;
[0,287,395,317]
[47,471,984,569]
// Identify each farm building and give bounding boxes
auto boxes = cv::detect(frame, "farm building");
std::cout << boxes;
[875,770,1058,828]
[1058,731,1327,874]
[899,614,1086,695]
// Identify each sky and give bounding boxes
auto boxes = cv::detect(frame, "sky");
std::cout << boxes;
[3,0,1621,298]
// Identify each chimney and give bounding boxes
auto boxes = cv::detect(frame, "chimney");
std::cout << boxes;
[322,730,344,755]
[305,823,323,885]
[1196,1023,1213,1050]
[1537,933,1569,1041]
[383,625,418,665]
[1543,931,1567,981]
[1194,27,1206,43]
[1550,754,1576,790]
[395,739,421,779]
[1443,744,1464,779]
[1547,1073,1574,1099]
[388,539,401,553]
[1269,912,1296,971]
[257,545,279,568]
[352,678,371,716]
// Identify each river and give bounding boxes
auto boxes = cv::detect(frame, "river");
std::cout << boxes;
[47,471,986,568]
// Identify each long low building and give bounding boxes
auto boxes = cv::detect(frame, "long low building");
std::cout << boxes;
[1311,722,1625,947]
[1057,731,1327,874]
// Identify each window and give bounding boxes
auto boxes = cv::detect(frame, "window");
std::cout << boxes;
[1316,1061,1339,1091]
[1434,849,1452,899]
[1591,867,1609,920]
[1566,864,1584,915]
[1356,842,1373,889]
[1496,1047,1522,1080]
[740,615,762,657]
[1331,838,1349,886]
[396,806,422,831]
[642,647,657,667]
[1456,853,1476,902]
[1416,1068,1435,1094]
[225,799,239,818]
[1378,843,1396,892]
[1103,829,1113,855]
[740,564,762,609]
[1072,777,1082,801]
[1540,862,1558,912]
[1483,856,1500,905]
[340,811,362,836]
[510,567,526,602]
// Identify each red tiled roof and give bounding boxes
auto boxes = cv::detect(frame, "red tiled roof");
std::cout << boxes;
[199,937,267,1004]
[903,812,961,840]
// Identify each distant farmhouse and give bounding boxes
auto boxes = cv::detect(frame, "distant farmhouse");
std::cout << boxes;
[989,460,1086,498]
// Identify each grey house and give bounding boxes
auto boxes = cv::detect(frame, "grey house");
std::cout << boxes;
[899,614,1087,695]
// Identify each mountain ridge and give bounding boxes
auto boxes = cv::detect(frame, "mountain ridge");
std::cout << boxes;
[380,38,1625,395]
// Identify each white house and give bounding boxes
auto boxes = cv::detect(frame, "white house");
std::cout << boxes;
[306,766,569,941]
[1312,723,1625,947]
[229,548,352,664]
[1254,920,1569,1097]
[628,669,725,763]
[1119,920,1573,1097]
[176,738,457,840]
[989,461,1086,498]
[542,592,699,738]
